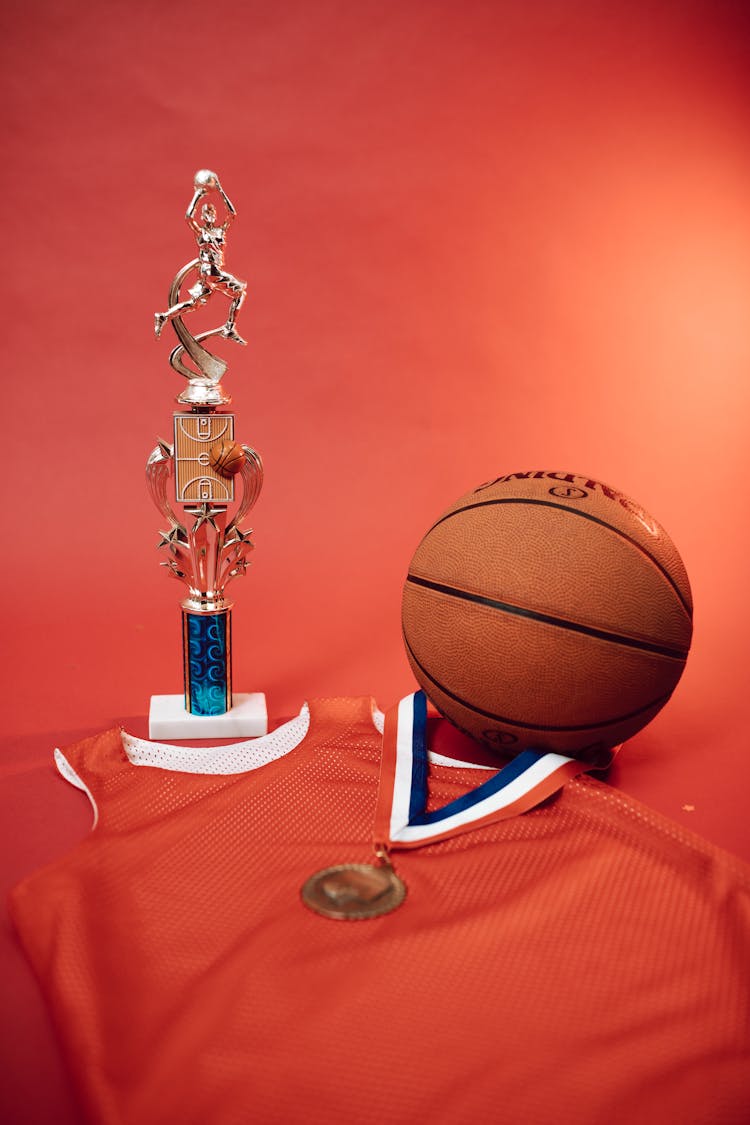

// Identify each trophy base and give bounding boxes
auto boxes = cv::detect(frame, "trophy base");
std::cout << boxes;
[148,692,268,740]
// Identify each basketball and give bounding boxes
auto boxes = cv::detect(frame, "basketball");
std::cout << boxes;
[401,471,693,759]
[194,168,220,191]
[209,438,244,477]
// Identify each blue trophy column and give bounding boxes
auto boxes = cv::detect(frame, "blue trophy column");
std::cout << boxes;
[182,608,232,716]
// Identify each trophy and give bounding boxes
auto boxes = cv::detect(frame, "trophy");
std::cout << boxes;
[146,170,267,738]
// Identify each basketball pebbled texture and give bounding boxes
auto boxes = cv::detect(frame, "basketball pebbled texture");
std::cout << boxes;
[401,471,693,759]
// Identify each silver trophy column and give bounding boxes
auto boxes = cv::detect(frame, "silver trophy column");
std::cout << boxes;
[147,170,266,738]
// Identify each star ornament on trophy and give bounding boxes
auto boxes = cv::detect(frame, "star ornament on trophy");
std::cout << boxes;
[146,170,267,738]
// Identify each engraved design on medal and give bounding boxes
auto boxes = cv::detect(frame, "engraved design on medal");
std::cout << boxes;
[301,863,407,921]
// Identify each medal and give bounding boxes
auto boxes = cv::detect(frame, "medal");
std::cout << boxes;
[302,692,606,919]
[301,854,406,920]
[375,692,596,848]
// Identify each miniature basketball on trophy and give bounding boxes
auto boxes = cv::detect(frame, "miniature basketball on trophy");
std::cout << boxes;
[209,438,245,477]
[194,168,220,191]
[402,471,693,759]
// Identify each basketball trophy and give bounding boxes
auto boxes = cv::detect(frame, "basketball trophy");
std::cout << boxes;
[146,170,267,738]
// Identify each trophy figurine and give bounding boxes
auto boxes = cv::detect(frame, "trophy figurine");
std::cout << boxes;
[146,170,267,738]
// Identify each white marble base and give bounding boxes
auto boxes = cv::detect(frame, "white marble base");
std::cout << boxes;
[148,693,268,740]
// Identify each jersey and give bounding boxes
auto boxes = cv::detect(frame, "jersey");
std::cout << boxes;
[9,695,750,1125]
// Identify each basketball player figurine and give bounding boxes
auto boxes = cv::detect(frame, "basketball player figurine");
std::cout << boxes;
[146,170,267,738]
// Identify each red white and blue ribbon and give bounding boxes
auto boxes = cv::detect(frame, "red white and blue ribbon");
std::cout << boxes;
[375,692,592,849]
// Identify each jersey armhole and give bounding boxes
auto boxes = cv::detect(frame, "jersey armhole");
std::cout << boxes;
[54,748,99,829]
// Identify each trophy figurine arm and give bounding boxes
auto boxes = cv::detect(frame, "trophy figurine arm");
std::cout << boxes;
[218,186,237,229]
[185,170,236,231]
[185,189,206,234]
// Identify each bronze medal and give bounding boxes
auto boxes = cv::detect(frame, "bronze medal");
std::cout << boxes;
[301,862,407,920]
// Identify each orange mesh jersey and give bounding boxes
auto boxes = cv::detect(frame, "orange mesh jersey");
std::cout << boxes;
[9,695,750,1125]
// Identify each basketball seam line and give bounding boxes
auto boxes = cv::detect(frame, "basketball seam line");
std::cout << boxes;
[427,498,693,621]
[405,573,689,660]
[402,630,674,732]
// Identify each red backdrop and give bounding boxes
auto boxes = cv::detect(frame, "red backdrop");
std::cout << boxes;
[2,2,750,1121]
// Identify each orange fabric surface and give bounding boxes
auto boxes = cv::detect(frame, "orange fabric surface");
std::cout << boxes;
[10,700,750,1125]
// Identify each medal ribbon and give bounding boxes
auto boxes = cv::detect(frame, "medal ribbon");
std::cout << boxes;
[375,692,598,849]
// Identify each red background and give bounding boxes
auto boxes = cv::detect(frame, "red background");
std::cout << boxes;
[2,2,750,1121]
